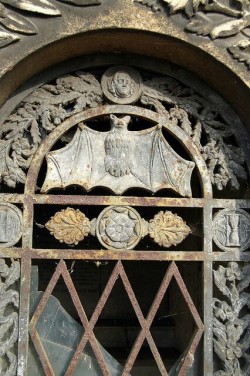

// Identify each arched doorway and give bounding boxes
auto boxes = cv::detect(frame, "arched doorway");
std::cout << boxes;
[0,52,249,376]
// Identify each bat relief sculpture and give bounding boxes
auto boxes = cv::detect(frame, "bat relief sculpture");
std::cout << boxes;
[41,115,195,196]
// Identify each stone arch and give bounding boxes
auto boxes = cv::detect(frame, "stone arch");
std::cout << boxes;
[0,2,249,376]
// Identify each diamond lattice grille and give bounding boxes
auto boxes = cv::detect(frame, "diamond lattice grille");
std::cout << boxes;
[29,260,204,376]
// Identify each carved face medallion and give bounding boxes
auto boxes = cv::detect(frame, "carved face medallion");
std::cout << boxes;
[213,209,250,252]
[101,66,142,104]
[0,204,22,247]
[96,206,142,250]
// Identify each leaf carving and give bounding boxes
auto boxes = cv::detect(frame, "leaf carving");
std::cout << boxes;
[0,259,20,376]
[213,262,250,375]
[163,0,208,16]
[148,210,191,247]
[1,0,61,16]
[0,0,102,49]
[214,267,230,297]
[136,0,250,69]
[186,12,220,36]
[0,29,19,47]
[58,0,101,5]
[210,17,249,39]
[0,7,37,34]
[228,39,250,69]
[45,208,91,245]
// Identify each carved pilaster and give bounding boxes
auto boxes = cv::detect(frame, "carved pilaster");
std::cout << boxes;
[213,262,250,376]
[0,258,20,376]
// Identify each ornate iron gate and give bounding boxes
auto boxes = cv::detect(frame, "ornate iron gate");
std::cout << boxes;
[0,59,249,376]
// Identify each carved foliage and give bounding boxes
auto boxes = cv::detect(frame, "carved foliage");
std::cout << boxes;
[45,206,191,249]
[0,258,20,376]
[0,67,247,192]
[45,207,91,245]
[148,210,191,247]
[0,71,102,187]
[213,262,250,376]
[142,79,247,191]
[135,0,250,69]
[0,0,101,48]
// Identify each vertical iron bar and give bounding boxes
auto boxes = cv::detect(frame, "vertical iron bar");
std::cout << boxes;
[17,196,33,376]
[17,255,32,376]
[203,201,213,376]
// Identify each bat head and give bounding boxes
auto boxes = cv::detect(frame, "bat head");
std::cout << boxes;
[110,114,131,131]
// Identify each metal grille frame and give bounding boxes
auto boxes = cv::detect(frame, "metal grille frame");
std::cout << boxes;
[0,65,249,376]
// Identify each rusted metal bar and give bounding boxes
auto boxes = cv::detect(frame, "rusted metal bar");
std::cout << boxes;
[64,261,124,375]
[123,261,204,376]
[32,195,205,207]
[29,328,55,376]
[213,252,250,262]
[60,261,111,376]
[17,194,34,376]
[203,203,214,376]
[1,249,249,262]
[120,261,169,375]
[28,249,205,261]
[0,193,24,203]
[29,260,65,375]
[207,199,250,209]
[0,248,22,258]
[2,248,249,262]
[17,256,32,376]
[169,263,204,375]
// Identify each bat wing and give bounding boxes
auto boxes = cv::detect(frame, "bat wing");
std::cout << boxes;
[150,128,195,197]
[41,126,102,192]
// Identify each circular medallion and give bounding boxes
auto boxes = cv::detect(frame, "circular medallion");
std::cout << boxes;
[101,66,142,104]
[213,209,250,252]
[0,204,22,247]
[96,206,142,250]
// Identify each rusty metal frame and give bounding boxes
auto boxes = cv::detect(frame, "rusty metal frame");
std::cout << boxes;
[28,260,204,376]
[0,105,249,376]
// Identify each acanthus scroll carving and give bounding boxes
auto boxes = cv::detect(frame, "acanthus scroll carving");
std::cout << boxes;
[0,66,247,194]
[213,262,250,376]
[0,258,20,376]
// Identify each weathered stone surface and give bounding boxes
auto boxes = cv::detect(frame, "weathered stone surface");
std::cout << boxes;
[41,114,195,196]
[0,204,22,247]
[96,206,143,250]
[213,262,250,376]
[213,209,250,252]
[0,258,20,376]
[101,66,143,104]
[1,65,247,193]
